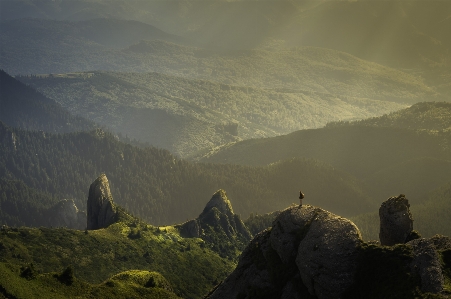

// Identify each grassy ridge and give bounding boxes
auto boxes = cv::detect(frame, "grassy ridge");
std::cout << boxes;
[0,217,233,299]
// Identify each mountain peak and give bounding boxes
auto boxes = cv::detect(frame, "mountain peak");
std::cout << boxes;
[201,189,234,216]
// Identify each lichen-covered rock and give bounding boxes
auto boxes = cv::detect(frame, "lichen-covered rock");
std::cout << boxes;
[379,194,413,246]
[296,209,362,299]
[270,205,320,264]
[87,174,117,230]
[408,237,448,294]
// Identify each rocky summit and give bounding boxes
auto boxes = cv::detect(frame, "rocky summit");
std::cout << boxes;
[207,205,363,299]
[207,199,451,299]
[87,174,117,230]
[379,194,413,246]
[177,189,251,258]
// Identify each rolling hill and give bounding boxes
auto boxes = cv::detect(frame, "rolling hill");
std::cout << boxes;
[201,102,451,208]
[17,59,424,157]
[0,70,95,133]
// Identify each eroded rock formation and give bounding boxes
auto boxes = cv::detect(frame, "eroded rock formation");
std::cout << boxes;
[87,174,117,230]
[379,194,413,246]
[207,205,363,299]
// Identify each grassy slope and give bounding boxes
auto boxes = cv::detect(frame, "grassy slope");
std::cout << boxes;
[0,214,234,299]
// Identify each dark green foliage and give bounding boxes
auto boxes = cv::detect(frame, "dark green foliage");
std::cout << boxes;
[0,70,94,133]
[0,121,378,226]
[20,263,36,280]
[0,222,234,299]
[57,266,74,285]
[244,212,280,236]
[344,243,419,299]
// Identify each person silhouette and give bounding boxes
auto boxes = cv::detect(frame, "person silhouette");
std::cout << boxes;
[299,190,305,206]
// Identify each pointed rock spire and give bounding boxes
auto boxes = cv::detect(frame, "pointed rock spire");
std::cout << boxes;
[87,174,117,230]
[201,189,234,217]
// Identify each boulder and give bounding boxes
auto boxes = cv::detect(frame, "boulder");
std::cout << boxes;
[296,209,362,299]
[379,194,413,246]
[87,174,117,230]
[270,205,320,264]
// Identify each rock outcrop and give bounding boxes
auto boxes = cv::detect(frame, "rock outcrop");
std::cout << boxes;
[379,194,413,246]
[47,199,86,230]
[178,189,252,257]
[87,174,117,230]
[207,205,363,299]
[407,236,450,294]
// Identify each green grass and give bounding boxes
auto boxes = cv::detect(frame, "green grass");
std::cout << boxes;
[0,218,235,299]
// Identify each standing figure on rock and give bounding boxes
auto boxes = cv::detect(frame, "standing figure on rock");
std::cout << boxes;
[299,190,305,206]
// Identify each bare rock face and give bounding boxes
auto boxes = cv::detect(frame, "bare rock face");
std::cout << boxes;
[87,174,117,230]
[407,236,451,294]
[296,210,362,299]
[206,229,276,299]
[379,194,413,246]
[207,205,363,299]
[270,205,320,264]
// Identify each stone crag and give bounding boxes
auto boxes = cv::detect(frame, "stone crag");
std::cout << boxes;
[87,174,117,230]
[207,195,451,299]
[379,194,413,246]
[177,189,252,257]
[207,205,363,299]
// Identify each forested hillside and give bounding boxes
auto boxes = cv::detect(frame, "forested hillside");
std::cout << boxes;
[352,181,451,241]
[1,1,450,71]
[18,70,409,157]
[0,70,94,133]
[0,121,378,226]
[202,102,451,208]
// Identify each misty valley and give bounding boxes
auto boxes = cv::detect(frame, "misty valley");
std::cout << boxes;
[1,0,451,298]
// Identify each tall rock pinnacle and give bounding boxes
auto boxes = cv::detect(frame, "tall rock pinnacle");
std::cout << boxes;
[87,174,117,230]
[379,194,413,246]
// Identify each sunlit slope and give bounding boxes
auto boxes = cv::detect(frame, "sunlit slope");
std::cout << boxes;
[0,219,233,299]
[18,50,428,157]
[2,1,450,71]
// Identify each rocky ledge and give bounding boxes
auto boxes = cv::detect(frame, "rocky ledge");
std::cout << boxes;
[206,197,451,299]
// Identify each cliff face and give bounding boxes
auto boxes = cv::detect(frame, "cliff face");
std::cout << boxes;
[207,198,451,299]
[207,205,363,299]
[87,174,117,230]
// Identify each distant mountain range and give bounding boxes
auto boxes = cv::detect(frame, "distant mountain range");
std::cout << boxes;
[201,102,451,207]
[17,67,415,157]
[1,0,450,70]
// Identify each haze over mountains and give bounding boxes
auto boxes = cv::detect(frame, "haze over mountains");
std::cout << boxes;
[1,0,451,297]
